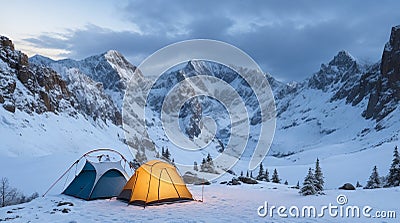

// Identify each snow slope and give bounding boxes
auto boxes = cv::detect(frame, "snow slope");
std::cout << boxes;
[1,183,398,223]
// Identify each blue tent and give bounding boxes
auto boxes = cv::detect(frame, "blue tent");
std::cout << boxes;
[63,160,128,200]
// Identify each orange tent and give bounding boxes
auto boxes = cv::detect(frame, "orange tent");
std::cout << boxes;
[118,160,193,206]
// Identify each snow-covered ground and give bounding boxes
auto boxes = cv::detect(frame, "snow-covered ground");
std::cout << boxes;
[1,183,398,223]
[1,127,398,223]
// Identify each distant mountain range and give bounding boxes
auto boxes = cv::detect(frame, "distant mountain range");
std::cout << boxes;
[0,25,399,163]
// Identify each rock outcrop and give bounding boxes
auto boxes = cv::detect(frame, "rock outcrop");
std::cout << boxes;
[1,36,121,125]
[365,25,400,120]
[0,36,75,114]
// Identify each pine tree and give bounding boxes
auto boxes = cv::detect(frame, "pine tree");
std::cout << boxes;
[299,168,317,196]
[240,171,243,177]
[199,153,216,173]
[246,171,249,177]
[296,181,300,189]
[314,158,324,192]
[250,171,253,178]
[194,161,198,171]
[206,153,214,166]
[155,151,160,158]
[284,180,288,185]
[271,168,280,183]
[356,181,362,188]
[265,169,270,182]
[164,148,171,160]
[386,146,400,187]
[161,147,165,157]
[257,163,264,180]
[364,166,382,189]
[200,158,206,172]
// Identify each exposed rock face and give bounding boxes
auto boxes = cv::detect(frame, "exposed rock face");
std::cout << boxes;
[334,63,379,106]
[382,26,400,84]
[0,36,14,51]
[308,50,360,92]
[365,25,400,120]
[0,36,75,114]
[1,36,123,125]
[29,65,73,113]
[1,37,20,108]
[31,50,137,110]
[63,68,122,125]
[305,26,400,122]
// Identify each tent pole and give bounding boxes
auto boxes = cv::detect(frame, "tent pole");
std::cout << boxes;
[202,182,204,202]
[62,167,71,190]
[43,159,79,197]
[165,169,181,198]
[144,166,154,208]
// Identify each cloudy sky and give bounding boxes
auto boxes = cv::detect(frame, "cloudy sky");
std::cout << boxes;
[1,0,399,81]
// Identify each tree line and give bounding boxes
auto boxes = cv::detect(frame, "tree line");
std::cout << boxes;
[364,146,400,189]
[1,177,39,207]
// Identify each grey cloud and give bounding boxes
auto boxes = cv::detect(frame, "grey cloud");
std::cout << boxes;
[24,35,70,49]
[25,25,180,64]
[24,1,400,81]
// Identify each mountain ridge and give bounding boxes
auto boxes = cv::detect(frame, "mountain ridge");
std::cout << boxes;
[1,36,122,126]
[30,50,137,110]
[1,25,399,163]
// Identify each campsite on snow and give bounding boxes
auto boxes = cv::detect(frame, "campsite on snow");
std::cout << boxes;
[1,2,400,222]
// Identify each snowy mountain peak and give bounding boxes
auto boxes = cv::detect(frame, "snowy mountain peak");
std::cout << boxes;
[30,50,137,110]
[29,54,55,67]
[308,50,360,92]
[328,50,356,68]
[104,50,124,61]
[104,50,137,82]
[105,50,120,57]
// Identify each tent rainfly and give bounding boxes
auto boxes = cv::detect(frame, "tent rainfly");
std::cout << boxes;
[118,160,193,206]
[63,160,128,200]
